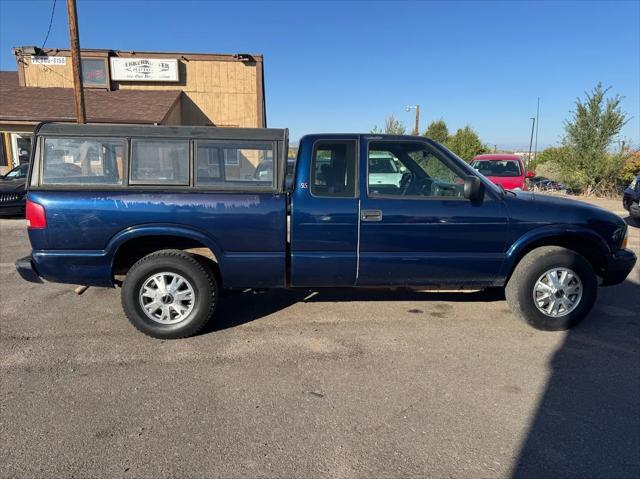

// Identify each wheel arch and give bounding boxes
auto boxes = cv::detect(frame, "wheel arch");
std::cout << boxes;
[503,227,610,284]
[108,225,224,282]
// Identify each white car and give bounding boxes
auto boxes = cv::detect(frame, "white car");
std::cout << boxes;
[368,153,405,186]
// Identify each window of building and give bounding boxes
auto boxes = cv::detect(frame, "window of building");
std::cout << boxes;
[41,137,125,185]
[130,139,189,185]
[310,140,357,197]
[224,149,240,166]
[196,141,274,187]
[367,141,464,198]
[81,58,110,88]
[10,133,32,166]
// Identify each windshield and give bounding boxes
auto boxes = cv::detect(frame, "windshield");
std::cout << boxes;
[369,155,399,173]
[471,159,522,177]
[4,163,28,179]
[429,143,502,195]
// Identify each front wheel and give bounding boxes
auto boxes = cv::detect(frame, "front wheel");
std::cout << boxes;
[505,246,597,331]
[121,249,217,339]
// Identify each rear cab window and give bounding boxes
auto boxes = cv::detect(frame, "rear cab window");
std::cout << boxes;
[310,140,357,197]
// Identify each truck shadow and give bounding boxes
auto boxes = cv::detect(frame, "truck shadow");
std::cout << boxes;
[512,274,640,478]
[206,287,505,333]
[206,265,639,478]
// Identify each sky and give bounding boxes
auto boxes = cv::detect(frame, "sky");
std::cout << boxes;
[0,0,638,149]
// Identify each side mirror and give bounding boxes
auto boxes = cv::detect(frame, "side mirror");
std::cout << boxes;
[526,171,535,178]
[464,176,484,201]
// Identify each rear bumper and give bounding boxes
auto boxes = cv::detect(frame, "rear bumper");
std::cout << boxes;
[15,256,43,284]
[0,204,26,216]
[601,249,637,286]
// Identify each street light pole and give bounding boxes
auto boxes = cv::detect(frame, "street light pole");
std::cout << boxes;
[527,117,535,169]
[405,105,420,135]
[533,97,540,163]
[66,0,86,124]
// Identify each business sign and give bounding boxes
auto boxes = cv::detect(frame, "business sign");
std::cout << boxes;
[31,56,67,65]
[81,58,110,88]
[110,58,179,82]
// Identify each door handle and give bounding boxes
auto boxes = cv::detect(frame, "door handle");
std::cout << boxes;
[361,209,383,221]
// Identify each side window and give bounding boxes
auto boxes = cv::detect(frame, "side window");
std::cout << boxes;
[368,141,464,198]
[130,139,189,185]
[41,137,125,185]
[310,140,357,197]
[196,141,274,187]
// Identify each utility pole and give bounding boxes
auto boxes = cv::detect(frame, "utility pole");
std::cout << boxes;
[533,97,540,163]
[527,117,535,169]
[66,0,86,123]
[405,105,420,135]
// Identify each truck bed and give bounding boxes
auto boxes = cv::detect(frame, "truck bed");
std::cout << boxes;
[28,190,287,288]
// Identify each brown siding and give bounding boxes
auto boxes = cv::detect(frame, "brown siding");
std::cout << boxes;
[18,50,264,128]
[118,59,260,127]
[22,56,75,88]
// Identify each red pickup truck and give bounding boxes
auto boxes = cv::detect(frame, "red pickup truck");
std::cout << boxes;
[471,154,534,191]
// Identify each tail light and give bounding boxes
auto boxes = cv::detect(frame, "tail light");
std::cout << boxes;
[26,200,47,229]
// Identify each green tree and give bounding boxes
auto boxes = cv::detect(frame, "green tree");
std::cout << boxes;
[446,125,487,161]
[559,82,629,191]
[531,146,573,171]
[424,119,449,144]
[371,114,407,135]
[621,151,640,185]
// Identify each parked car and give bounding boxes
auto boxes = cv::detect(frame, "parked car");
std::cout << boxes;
[16,123,636,339]
[530,176,574,194]
[0,163,29,215]
[622,174,640,218]
[470,154,534,191]
[368,152,406,187]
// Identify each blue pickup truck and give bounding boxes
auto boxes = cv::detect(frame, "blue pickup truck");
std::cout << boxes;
[16,123,636,338]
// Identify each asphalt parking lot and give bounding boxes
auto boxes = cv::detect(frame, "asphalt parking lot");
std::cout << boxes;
[1,197,639,478]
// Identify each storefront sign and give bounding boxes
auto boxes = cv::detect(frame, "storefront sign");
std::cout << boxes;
[110,58,179,82]
[31,56,67,65]
[81,58,110,88]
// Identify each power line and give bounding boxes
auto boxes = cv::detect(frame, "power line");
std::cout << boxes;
[41,0,58,50]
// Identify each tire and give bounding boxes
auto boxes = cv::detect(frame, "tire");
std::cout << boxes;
[121,249,217,339]
[505,246,597,331]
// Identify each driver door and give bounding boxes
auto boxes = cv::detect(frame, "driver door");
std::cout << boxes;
[356,139,508,287]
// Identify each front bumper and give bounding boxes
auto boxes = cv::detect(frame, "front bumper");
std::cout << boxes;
[15,256,43,284]
[601,249,637,286]
[630,203,640,218]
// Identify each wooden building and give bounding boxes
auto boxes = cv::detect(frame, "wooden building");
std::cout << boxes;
[0,47,266,174]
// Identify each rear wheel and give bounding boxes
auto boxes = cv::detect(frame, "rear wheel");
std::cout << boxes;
[505,246,597,331]
[121,249,217,339]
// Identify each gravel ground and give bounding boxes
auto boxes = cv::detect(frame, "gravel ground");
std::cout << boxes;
[1,198,638,478]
